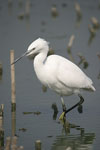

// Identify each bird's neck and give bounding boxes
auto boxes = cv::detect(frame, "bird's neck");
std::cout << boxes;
[33,51,48,72]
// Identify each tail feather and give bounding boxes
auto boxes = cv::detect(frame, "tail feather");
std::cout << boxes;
[83,84,96,92]
[86,77,96,92]
[90,84,96,92]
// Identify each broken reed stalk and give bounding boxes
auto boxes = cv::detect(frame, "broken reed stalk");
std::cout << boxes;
[5,136,24,150]
[67,35,75,50]
[51,5,58,18]
[91,17,100,28]
[35,140,42,150]
[0,104,4,148]
[67,35,75,62]
[0,129,4,148]
[0,62,3,75]
[0,104,4,119]
[25,0,30,17]
[5,137,11,150]
[75,2,82,18]
[10,50,16,112]
[88,24,96,36]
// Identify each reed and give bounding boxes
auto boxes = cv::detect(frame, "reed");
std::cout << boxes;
[67,35,75,62]
[51,5,58,18]
[75,2,82,18]
[0,62,3,75]
[0,104,4,147]
[10,50,16,112]
[5,136,24,150]
[91,17,100,29]
[35,140,42,150]
[25,0,30,18]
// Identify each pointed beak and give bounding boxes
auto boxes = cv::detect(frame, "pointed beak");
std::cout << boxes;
[11,51,29,65]
[11,48,35,65]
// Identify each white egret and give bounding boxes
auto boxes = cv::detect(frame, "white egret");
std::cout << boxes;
[12,38,96,119]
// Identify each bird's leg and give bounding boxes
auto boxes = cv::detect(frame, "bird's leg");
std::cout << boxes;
[65,94,84,115]
[61,97,67,112]
[59,97,67,120]
[59,95,84,120]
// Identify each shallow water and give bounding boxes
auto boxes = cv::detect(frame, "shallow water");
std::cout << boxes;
[0,0,100,150]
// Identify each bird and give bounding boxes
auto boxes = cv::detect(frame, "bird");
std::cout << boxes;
[12,38,96,120]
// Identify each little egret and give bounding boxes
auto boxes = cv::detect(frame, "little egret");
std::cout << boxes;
[12,38,96,119]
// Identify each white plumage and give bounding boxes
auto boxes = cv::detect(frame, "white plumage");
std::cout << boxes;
[27,38,95,96]
[12,38,96,118]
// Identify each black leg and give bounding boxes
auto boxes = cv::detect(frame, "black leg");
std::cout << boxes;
[59,95,84,120]
[65,94,84,115]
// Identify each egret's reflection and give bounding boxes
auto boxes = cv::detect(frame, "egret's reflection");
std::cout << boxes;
[51,120,95,150]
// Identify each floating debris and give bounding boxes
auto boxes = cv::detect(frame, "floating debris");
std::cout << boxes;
[18,12,25,20]
[23,111,41,115]
[33,111,41,115]
[62,3,67,8]
[23,112,33,115]
[19,128,27,132]
[41,20,46,26]
[91,17,100,29]
[47,135,53,138]
[51,5,58,18]
[78,53,89,69]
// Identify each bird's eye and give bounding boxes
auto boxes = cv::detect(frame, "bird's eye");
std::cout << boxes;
[32,48,35,50]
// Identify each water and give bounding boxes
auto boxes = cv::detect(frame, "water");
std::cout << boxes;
[0,0,100,149]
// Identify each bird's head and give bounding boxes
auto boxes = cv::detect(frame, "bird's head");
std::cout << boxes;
[27,38,49,59]
[11,38,49,65]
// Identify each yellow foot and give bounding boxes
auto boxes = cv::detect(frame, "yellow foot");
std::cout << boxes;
[59,112,65,120]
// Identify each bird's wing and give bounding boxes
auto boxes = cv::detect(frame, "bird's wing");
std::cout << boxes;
[56,57,92,89]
